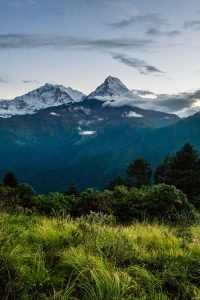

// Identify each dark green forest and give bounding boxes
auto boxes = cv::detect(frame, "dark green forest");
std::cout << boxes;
[1,143,200,225]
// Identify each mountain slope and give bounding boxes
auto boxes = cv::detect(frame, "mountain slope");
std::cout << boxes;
[136,111,200,163]
[0,76,185,192]
[0,83,85,118]
[87,76,130,99]
[0,95,180,192]
[27,111,200,193]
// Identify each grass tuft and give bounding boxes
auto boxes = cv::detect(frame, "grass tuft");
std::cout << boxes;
[0,213,200,299]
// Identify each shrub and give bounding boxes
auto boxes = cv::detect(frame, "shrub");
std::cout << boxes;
[0,186,21,211]
[16,183,35,208]
[190,196,200,211]
[77,189,112,216]
[33,193,71,216]
[111,186,140,223]
[139,184,196,224]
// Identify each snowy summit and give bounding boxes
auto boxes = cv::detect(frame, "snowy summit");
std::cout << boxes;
[87,76,130,99]
[0,83,85,118]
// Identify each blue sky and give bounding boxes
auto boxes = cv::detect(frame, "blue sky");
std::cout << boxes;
[1,0,200,100]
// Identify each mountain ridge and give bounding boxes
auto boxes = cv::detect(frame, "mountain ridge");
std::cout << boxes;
[0,76,199,193]
[87,76,130,99]
[1,76,200,119]
[0,83,85,118]
[0,76,179,119]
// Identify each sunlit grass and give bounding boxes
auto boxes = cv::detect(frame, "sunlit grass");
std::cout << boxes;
[0,213,200,299]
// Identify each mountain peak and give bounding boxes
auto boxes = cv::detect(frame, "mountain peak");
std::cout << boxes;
[104,75,121,82]
[0,84,85,118]
[38,83,70,92]
[44,82,56,87]
[87,76,129,99]
[41,83,85,102]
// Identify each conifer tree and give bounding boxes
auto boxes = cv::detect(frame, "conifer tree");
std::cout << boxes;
[3,170,18,188]
[65,182,79,197]
[154,143,200,198]
[126,158,152,188]
[106,176,125,190]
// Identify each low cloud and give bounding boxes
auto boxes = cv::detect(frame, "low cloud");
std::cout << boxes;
[111,53,164,75]
[131,90,200,117]
[133,89,156,96]
[103,87,200,117]
[132,89,157,99]
[109,13,167,29]
[0,34,153,51]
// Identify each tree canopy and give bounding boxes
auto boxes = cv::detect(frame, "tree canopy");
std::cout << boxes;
[126,157,152,188]
[3,170,18,188]
[154,143,200,198]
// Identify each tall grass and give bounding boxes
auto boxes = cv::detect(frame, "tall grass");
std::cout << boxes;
[0,212,200,299]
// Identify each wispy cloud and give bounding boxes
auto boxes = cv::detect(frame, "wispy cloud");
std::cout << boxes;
[0,0,36,6]
[132,89,157,97]
[111,53,164,75]
[184,20,200,30]
[146,28,181,38]
[0,34,153,51]
[22,80,39,84]
[109,13,168,29]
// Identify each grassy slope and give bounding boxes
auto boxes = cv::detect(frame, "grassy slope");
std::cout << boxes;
[0,213,200,299]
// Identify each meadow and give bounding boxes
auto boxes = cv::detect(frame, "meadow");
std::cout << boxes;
[1,212,200,300]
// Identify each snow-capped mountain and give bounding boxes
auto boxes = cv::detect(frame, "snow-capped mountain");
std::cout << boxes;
[0,76,182,193]
[0,83,85,118]
[87,76,130,100]
[86,76,144,109]
[0,75,192,119]
[0,76,141,118]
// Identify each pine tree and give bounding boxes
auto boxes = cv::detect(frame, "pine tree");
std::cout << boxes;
[154,155,175,185]
[126,158,152,188]
[106,176,125,190]
[3,170,18,188]
[65,182,79,197]
[154,143,200,198]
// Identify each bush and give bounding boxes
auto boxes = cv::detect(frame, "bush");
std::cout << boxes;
[77,189,112,216]
[0,184,35,212]
[111,185,140,223]
[139,184,196,224]
[109,184,197,225]
[0,186,21,211]
[190,196,200,211]
[33,193,71,216]
[16,183,35,208]
[0,179,197,226]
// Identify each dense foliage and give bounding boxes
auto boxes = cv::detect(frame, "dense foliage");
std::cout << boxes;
[0,143,200,225]
[0,182,197,225]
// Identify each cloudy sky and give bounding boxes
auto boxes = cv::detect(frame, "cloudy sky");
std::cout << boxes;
[1,0,200,116]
